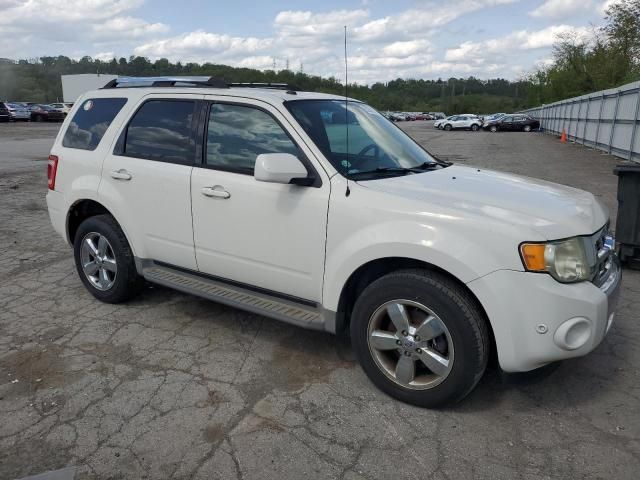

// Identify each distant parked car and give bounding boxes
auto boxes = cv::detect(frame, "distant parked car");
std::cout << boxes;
[29,104,66,122]
[4,102,31,121]
[0,102,10,122]
[439,115,482,131]
[483,114,540,132]
[433,116,452,128]
[50,103,72,115]
[429,112,446,119]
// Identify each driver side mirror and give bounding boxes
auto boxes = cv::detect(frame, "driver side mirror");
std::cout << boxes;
[254,153,313,186]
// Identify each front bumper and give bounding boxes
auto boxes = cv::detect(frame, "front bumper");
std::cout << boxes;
[468,255,621,372]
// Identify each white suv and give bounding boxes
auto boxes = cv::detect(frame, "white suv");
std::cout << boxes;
[438,115,482,131]
[46,77,621,407]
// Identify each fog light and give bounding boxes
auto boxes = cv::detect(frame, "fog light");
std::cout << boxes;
[554,317,591,350]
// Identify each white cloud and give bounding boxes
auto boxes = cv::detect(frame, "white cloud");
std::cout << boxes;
[445,24,591,62]
[529,0,593,19]
[0,0,167,58]
[93,16,169,40]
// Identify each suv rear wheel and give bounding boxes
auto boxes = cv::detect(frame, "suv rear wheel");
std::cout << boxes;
[73,214,144,303]
[471,124,479,131]
[350,269,489,407]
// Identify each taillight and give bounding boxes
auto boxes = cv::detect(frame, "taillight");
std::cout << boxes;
[47,155,58,190]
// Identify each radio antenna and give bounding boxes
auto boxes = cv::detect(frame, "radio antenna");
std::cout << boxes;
[344,25,351,197]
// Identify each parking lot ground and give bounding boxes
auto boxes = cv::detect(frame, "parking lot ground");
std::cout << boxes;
[1,121,639,480]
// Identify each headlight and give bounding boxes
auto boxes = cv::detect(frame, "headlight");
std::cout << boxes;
[520,237,593,283]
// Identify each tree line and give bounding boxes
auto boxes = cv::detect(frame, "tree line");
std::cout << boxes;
[0,0,637,113]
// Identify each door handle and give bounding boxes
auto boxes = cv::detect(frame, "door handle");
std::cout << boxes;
[201,186,230,199]
[110,169,132,181]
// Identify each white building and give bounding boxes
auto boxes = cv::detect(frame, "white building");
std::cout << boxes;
[61,74,117,102]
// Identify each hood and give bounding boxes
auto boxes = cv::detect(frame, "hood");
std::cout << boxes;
[358,165,608,240]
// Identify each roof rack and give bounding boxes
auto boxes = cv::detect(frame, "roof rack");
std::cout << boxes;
[228,82,301,92]
[101,77,301,93]
[102,76,228,89]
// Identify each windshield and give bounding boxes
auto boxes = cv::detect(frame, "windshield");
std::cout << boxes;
[285,99,440,178]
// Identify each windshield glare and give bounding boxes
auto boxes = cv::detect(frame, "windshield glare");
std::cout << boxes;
[285,100,437,178]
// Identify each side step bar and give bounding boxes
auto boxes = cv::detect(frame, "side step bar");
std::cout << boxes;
[139,261,334,332]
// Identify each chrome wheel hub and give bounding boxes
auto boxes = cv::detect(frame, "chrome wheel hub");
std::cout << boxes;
[367,300,454,390]
[80,232,117,291]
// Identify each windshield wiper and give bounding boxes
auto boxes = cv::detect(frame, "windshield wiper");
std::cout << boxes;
[348,163,441,179]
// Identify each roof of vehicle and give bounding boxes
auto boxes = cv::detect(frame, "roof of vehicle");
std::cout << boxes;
[79,87,354,110]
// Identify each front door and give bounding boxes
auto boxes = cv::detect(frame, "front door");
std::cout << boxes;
[190,98,330,302]
[99,94,202,269]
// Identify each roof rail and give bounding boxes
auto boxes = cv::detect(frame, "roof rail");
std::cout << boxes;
[100,77,303,93]
[101,76,228,89]
[228,82,301,92]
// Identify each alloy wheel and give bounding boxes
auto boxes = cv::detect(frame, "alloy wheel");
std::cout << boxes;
[367,300,454,390]
[79,232,117,291]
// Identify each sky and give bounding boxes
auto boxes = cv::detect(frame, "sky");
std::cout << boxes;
[0,0,616,83]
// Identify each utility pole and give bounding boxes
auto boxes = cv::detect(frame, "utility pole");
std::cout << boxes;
[450,79,456,113]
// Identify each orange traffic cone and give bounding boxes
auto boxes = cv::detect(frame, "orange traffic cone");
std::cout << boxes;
[560,129,567,143]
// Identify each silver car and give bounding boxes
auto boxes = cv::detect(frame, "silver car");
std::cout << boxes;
[5,102,31,121]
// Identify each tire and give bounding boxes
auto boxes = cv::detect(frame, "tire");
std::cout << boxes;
[489,125,498,133]
[34,115,43,122]
[350,269,489,407]
[523,125,532,132]
[73,214,144,303]
[471,124,479,131]
[444,124,452,131]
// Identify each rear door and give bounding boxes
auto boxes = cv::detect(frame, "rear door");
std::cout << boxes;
[500,115,515,131]
[513,115,527,130]
[99,94,203,269]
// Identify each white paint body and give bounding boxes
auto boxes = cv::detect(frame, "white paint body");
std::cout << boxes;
[47,86,619,373]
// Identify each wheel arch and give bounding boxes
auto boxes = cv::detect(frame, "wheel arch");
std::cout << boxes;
[66,199,133,253]
[334,257,496,359]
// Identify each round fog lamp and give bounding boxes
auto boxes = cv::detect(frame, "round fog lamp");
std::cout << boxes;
[554,317,591,350]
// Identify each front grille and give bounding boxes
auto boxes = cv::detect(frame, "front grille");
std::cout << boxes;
[592,227,615,288]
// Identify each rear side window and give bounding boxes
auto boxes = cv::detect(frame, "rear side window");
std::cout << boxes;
[123,100,196,163]
[62,98,127,150]
[205,103,299,174]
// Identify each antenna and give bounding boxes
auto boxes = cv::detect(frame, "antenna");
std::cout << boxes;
[344,25,351,197]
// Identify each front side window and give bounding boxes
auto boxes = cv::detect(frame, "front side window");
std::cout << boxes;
[205,103,300,174]
[124,100,195,163]
[285,99,439,179]
[62,98,127,151]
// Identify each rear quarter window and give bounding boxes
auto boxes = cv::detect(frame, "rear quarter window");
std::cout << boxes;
[62,98,127,151]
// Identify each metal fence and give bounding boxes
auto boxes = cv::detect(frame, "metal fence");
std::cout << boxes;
[522,80,640,162]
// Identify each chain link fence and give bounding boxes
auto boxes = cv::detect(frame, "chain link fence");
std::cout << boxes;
[522,80,640,162]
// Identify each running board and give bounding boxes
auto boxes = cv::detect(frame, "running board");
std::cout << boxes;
[139,261,333,332]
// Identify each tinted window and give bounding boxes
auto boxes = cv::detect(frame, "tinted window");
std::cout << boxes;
[124,100,195,163]
[62,98,127,151]
[206,104,299,173]
[502,116,514,122]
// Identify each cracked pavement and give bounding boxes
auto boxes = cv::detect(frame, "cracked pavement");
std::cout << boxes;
[1,122,639,480]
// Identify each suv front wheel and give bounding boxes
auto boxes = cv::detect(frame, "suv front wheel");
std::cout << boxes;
[73,214,144,303]
[350,269,489,407]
